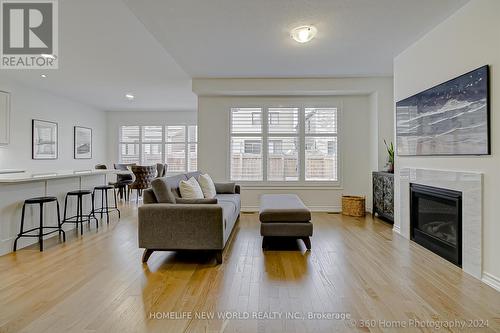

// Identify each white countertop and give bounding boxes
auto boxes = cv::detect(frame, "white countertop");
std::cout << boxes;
[0,169,26,174]
[0,169,130,183]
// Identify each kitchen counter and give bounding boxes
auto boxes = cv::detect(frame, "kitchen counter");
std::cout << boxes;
[0,169,131,255]
[0,169,129,183]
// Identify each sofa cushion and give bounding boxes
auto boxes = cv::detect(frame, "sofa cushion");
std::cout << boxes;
[176,198,218,204]
[259,194,311,222]
[165,174,188,198]
[216,194,241,215]
[180,177,204,199]
[143,188,158,204]
[198,174,217,199]
[151,178,176,204]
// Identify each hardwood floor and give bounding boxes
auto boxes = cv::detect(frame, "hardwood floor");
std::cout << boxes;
[0,203,499,333]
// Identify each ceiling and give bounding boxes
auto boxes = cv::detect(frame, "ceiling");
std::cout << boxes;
[124,0,469,78]
[3,0,197,111]
[3,0,469,111]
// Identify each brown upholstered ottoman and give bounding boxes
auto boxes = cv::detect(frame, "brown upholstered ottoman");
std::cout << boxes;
[259,194,313,250]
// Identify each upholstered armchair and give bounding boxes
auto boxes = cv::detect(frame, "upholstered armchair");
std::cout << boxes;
[128,165,156,203]
[156,163,168,178]
[113,163,136,200]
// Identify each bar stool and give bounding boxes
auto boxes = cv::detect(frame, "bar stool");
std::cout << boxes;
[13,196,65,252]
[62,190,97,235]
[92,185,121,224]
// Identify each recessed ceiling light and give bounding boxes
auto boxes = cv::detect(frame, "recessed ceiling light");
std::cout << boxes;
[290,25,317,43]
[125,93,135,101]
[40,54,56,60]
[41,74,48,78]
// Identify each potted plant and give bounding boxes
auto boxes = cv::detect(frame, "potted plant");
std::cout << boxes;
[384,139,394,173]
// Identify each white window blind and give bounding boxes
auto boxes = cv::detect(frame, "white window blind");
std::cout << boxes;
[305,108,338,181]
[119,126,140,163]
[267,107,299,181]
[119,125,197,173]
[230,108,263,181]
[141,126,163,165]
[230,106,339,184]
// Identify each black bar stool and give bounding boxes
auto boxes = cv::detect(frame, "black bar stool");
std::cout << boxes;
[13,196,65,252]
[62,190,98,235]
[91,185,121,224]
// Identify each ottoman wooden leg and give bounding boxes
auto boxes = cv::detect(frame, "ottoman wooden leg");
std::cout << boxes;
[301,237,311,250]
[262,236,268,249]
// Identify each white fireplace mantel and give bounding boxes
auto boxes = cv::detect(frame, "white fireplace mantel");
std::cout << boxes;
[396,168,482,279]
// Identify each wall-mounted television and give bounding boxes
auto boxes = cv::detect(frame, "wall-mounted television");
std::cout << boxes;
[396,65,490,156]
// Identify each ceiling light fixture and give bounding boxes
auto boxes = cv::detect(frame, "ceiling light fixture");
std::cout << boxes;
[290,25,317,43]
[125,93,135,101]
[41,74,48,78]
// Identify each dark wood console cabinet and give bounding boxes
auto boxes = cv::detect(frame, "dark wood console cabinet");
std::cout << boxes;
[372,171,394,223]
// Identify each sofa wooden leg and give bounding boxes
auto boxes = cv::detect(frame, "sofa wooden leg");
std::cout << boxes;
[142,249,154,263]
[301,237,311,250]
[215,250,223,264]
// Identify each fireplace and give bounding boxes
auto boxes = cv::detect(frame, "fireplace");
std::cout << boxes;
[410,183,462,267]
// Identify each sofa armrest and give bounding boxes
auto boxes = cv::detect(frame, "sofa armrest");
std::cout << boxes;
[138,204,224,250]
[214,182,240,194]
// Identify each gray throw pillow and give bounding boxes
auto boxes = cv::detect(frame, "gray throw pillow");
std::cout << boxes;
[176,198,218,204]
[214,182,236,194]
[151,178,176,204]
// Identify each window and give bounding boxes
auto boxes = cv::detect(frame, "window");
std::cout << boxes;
[165,126,186,173]
[141,126,163,165]
[119,125,197,173]
[230,106,338,183]
[119,126,140,163]
[304,108,338,181]
[230,108,263,181]
[267,107,299,181]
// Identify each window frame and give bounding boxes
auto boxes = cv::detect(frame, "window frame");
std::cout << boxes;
[229,104,341,187]
[118,124,197,174]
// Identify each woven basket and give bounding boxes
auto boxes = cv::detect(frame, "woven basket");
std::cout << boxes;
[342,195,366,217]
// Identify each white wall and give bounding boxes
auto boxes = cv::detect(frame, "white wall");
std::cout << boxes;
[0,78,107,172]
[394,0,500,284]
[105,110,197,165]
[193,77,393,211]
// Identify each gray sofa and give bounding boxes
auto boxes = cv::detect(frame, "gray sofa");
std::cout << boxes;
[138,171,240,264]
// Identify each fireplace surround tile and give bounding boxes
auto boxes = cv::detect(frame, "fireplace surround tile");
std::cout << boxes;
[398,168,482,279]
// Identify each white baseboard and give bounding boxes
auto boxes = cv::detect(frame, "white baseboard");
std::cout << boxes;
[392,224,401,235]
[482,272,500,292]
[241,205,342,213]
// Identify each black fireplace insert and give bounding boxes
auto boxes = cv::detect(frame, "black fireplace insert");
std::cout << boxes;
[410,183,462,266]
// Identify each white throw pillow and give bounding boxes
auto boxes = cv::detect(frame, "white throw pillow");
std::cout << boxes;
[179,177,204,199]
[198,174,217,199]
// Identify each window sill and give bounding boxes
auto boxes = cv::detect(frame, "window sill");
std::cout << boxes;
[236,182,343,190]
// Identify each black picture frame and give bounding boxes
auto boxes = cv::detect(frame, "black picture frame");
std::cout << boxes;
[396,65,490,156]
[32,119,58,160]
[74,126,92,159]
